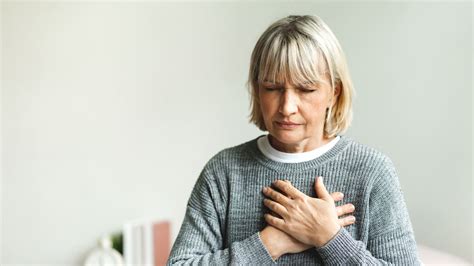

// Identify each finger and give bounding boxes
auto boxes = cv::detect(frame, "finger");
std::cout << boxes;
[335,203,355,217]
[262,186,291,206]
[264,213,286,231]
[330,192,344,202]
[269,210,282,219]
[314,176,332,201]
[338,215,356,227]
[263,199,289,218]
[272,180,305,199]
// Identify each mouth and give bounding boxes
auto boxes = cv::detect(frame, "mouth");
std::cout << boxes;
[275,121,301,129]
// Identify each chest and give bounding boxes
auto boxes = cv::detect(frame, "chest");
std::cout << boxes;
[222,169,370,248]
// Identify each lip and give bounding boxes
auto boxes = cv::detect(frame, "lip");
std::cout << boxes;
[278,121,300,125]
[275,121,301,129]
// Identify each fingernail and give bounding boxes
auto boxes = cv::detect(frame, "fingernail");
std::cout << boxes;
[350,216,356,222]
[349,204,355,211]
[262,187,268,192]
[320,176,324,183]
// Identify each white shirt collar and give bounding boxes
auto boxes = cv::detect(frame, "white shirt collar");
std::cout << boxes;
[257,134,341,163]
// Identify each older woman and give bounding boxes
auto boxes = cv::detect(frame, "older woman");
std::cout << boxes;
[167,15,420,265]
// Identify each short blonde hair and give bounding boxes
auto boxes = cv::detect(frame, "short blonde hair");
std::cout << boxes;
[247,15,355,138]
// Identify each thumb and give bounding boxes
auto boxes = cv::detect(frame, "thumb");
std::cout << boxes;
[314,176,332,201]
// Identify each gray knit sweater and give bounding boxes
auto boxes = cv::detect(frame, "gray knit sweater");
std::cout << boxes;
[167,135,421,265]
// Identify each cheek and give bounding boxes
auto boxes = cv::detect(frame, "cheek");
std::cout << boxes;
[259,96,277,116]
[260,103,274,123]
[301,102,328,122]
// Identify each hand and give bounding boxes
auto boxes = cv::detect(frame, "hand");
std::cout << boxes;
[260,225,308,260]
[268,184,356,226]
[262,177,343,248]
[260,186,355,259]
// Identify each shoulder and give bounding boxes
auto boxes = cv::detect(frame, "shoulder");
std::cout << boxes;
[340,136,397,180]
[202,136,260,172]
[190,137,260,206]
[194,136,260,188]
[343,136,394,165]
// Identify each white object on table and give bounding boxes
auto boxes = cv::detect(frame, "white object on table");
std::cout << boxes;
[84,235,125,266]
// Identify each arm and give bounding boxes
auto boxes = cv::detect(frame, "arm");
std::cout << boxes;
[167,169,276,265]
[263,159,421,265]
[168,168,357,265]
[260,187,357,260]
[316,158,420,264]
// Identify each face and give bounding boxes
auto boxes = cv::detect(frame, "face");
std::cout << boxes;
[258,74,339,153]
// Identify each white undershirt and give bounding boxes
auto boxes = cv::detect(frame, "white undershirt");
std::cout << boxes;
[257,135,341,163]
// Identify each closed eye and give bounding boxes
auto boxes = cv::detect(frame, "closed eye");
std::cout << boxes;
[300,88,316,93]
[264,87,283,92]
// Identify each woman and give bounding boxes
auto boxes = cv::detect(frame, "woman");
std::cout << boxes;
[167,15,420,265]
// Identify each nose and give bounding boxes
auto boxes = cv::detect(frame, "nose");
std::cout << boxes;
[279,89,298,116]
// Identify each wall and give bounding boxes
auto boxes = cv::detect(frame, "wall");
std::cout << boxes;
[1,2,472,264]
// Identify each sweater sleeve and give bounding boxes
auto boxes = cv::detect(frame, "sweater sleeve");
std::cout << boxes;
[315,157,422,265]
[167,168,276,265]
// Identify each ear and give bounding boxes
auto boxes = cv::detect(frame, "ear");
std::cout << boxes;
[334,81,341,98]
[329,81,342,107]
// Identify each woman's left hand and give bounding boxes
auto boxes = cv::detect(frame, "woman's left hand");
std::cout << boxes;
[262,177,341,248]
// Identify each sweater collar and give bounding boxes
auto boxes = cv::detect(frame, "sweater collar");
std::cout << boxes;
[247,134,352,173]
[257,135,341,163]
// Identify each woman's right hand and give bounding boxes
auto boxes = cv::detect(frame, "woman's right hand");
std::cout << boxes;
[260,191,355,260]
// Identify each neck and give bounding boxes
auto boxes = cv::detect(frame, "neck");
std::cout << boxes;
[268,134,335,153]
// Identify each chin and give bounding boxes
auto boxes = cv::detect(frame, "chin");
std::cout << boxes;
[270,130,303,144]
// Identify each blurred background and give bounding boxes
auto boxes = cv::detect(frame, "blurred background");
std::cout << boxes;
[1,1,472,265]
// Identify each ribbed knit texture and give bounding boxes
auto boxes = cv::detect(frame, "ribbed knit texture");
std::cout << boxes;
[167,135,421,265]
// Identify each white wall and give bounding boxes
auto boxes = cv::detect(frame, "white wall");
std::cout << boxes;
[1,2,472,265]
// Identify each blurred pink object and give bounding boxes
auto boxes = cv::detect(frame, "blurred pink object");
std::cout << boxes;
[418,244,472,265]
[153,221,171,266]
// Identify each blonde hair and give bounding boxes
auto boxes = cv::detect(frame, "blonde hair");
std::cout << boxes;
[247,15,355,138]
